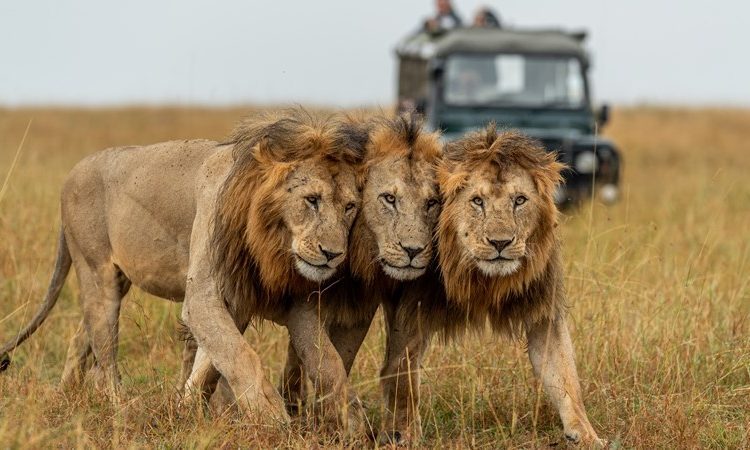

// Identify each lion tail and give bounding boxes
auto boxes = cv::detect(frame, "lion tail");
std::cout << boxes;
[0,228,72,371]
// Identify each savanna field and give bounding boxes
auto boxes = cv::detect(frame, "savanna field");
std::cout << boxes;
[0,107,748,448]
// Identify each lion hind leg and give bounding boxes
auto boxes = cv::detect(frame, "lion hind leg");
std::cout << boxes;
[525,313,605,447]
[75,260,130,398]
[60,318,93,389]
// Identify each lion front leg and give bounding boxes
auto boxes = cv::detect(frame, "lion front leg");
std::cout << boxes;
[525,312,605,447]
[280,309,376,418]
[379,300,429,446]
[182,346,220,405]
[279,341,307,415]
[328,306,378,375]
[286,300,365,436]
[182,275,288,425]
[181,185,289,425]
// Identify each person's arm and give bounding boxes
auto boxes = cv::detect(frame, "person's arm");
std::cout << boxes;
[450,10,463,27]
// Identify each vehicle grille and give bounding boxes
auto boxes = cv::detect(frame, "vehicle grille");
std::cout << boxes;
[537,138,573,164]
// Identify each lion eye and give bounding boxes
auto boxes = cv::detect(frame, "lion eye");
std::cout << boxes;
[471,196,484,207]
[345,202,356,212]
[514,195,528,206]
[305,196,319,209]
[426,198,439,209]
[382,193,396,205]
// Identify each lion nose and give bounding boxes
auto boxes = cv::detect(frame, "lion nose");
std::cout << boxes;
[319,246,343,262]
[488,238,513,252]
[400,244,425,260]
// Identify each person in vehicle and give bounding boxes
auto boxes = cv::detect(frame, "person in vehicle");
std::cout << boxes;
[472,7,502,28]
[424,0,463,33]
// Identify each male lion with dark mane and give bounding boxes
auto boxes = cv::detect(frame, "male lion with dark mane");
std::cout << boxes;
[0,109,365,426]
[193,113,444,434]
[375,124,605,446]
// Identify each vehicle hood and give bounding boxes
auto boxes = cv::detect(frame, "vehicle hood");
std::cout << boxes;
[435,107,596,140]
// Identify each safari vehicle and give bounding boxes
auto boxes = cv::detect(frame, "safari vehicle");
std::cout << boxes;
[395,27,621,205]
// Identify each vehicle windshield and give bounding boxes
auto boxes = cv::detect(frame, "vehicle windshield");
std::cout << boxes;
[443,53,586,108]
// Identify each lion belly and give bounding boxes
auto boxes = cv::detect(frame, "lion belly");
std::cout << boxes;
[61,139,220,301]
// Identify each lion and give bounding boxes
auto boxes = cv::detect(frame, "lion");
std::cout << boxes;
[0,109,365,426]
[274,113,443,413]
[372,124,605,446]
[189,113,444,432]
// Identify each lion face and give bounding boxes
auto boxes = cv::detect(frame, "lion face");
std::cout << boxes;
[283,158,360,283]
[449,163,542,277]
[437,126,562,307]
[363,154,440,281]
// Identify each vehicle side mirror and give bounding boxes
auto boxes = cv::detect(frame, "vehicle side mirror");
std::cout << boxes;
[597,104,610,127]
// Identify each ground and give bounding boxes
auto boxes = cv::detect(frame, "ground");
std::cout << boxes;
[0,106,748,448]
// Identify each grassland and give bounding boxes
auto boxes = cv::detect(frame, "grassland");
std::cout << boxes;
[0,106,748,448]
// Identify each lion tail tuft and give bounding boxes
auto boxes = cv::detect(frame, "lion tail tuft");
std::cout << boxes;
[0,228,72,370]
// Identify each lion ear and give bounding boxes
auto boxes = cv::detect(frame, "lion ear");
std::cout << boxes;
[438,170,467,200]
[443,140,466,164]
[252,137,284,165]
[335,117,370,164]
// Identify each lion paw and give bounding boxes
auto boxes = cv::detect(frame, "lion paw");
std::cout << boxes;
[564,429,608,448]
[377,427,422,448]
[0,353,10,371]
[378,430,407,447]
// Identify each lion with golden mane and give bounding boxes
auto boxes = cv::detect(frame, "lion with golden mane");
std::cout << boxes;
[372,124,605,446]
[0,109,365,427]
[192,113,444,433]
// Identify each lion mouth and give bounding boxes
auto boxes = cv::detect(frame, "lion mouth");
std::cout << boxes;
[295,255,332,269]
[380,260,427,281]
[381,261,427,271]
[483,255,516,263]
[475,255,522,277]
[294,255,337,282]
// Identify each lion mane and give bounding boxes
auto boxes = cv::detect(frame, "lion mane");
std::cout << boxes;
[433,125,567,336]
[347,113,443,286]
[210,110,365,320]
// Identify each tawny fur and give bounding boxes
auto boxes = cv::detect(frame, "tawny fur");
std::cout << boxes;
[375,125,605,446]
[0,108,366,415]
[210,110,366,322]
[348,113,443,286]
[434,124,566,336]
[276,113,443,421]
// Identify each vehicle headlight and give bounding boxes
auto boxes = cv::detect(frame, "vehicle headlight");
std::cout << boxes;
[599,184,619,204]
[553,186,568,204]
[574,151,597,174]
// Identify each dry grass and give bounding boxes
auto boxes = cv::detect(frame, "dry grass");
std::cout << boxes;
[0,106,748,448]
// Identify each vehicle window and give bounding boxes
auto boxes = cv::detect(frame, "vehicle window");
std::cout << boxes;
[444,54,585,108]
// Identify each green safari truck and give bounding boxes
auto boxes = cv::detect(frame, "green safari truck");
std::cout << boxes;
[395,27,621,205]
